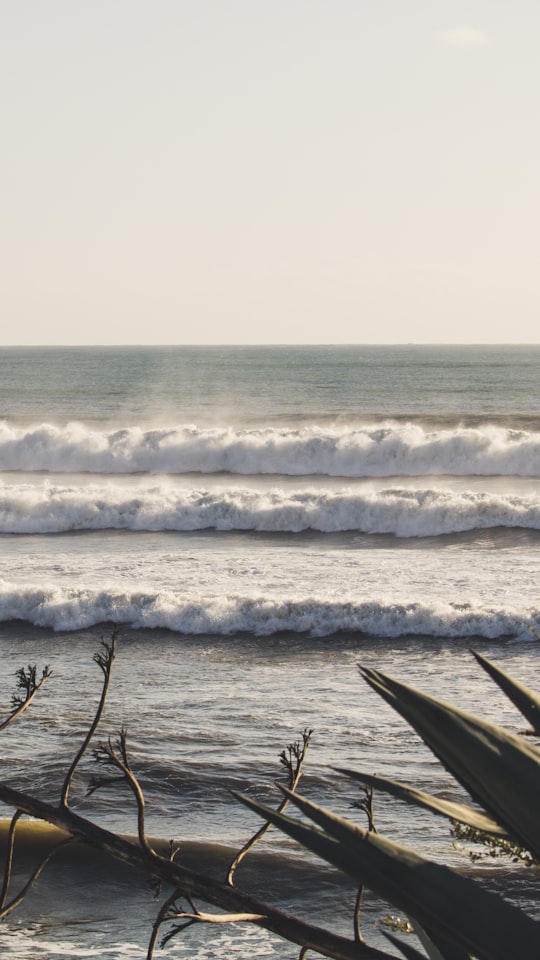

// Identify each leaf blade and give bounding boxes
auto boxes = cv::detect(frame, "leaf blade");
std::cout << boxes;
[471,650,540,735]
[335,768,507,837]
[359,666,540,859]
[235,789,540,960]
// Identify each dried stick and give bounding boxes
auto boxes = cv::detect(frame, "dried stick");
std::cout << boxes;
[147,888,185,960]
[0,638,393,960]
[352,785,376,943]
[60,630,117,808]
[0,665,52,732]
[93,729,155,857]
[0,834,74,920]
[227,728,312,886]
[0,811,22,911]
[147,889,265,959]
[0,783,395,960]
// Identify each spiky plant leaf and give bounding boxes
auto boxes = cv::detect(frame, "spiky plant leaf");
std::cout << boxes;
[413,923,470,960]
[385,925,470,960]
[235,789,540,960]
[335,769,507,837]
[471,651,540,735]
[383,931,433,960]
[386,918,471,960]
[359,666,540,859]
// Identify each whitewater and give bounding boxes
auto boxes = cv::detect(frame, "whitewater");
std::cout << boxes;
[0,477,539,535]
[1,419,539,475]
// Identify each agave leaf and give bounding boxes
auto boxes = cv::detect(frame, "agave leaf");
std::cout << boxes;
[235,789,540,960]
[471,650,540,735]
[383,931,433,960]
[359,666,540,859]
[412,922,470,960]
[385,921,471,960]
[335,769,507,837]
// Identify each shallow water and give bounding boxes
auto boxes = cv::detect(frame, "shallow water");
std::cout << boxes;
[0,624,539,957]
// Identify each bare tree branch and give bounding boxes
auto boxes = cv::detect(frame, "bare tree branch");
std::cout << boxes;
[93,729,155,857]
[0,638,395,960]
[0,834,74,920]
[60,630,117,808]
[351,785,376,943]
[0,665,52,732]
[0,783,396,960]
[0,810,22,911]
[227,729,313,886]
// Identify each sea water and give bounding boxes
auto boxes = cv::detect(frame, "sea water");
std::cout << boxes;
[0,345,538,958]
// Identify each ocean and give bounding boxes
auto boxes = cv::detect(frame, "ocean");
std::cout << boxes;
[0,344,538,959]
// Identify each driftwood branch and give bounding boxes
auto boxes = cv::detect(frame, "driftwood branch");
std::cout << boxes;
[0,639,397,960]
[0,782,396,960]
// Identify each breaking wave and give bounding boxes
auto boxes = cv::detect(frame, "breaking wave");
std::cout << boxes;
[0,583,537,639]
[0,421,539,477]
[0,481,539,537]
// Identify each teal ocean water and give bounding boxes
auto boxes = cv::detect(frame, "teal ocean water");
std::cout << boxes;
[0,345,538,958]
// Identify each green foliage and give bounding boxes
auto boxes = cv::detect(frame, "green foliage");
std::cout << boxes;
[237,652,540,960]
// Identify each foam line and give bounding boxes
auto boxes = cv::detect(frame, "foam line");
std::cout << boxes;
[0,481,538,536]
[0,583,537,639]
[0,421,538,476]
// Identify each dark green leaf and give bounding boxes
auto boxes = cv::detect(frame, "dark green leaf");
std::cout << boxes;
[335,769,507,837]
[471,651,540,735]
[359,666,540,859]
[235,789,540,960]
[383,931,427,960]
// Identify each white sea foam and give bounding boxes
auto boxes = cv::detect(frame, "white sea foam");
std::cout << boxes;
[0,480,539,536]
[0,582,537,638]
[0,421,539,476]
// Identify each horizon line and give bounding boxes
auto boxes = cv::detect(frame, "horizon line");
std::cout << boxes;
[1,342,539,349]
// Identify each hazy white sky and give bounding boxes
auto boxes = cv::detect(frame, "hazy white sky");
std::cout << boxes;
[2,1,539,344]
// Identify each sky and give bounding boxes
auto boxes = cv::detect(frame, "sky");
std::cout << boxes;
[2,1,539,345]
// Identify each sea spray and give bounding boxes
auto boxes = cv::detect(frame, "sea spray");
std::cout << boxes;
[0,480,539,536]
[0,421,539,476]
[0,583,537,638]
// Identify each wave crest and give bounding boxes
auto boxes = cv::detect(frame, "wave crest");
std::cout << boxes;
[0,583,537,639]
[1,421,539,477]
[0,481,539,536]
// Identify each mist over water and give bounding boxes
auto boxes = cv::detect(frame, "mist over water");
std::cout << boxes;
[1,420,539,476]
[2,344,540,425]
[1,478,540,536]
[0,345,539,958]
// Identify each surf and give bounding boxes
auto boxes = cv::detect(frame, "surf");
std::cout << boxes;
[0,421,539,477]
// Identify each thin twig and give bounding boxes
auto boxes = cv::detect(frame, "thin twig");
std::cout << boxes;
[60,630,117,808]
[149,886,265,954]
[94,729,155,857]
[351,785,375,942]
[0,837,74,920]
[0,810,22,910]
[227,729,312,886]
[353,885,365,943]
[147,888,184,960]
[0,665,52,732]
